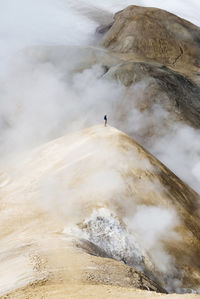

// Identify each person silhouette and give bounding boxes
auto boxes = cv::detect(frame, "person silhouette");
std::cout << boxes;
[104,115,107,127]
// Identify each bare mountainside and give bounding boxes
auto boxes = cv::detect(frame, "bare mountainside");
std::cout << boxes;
[101,5,200,80]
[97,5,200,129]
[1,125,200,298]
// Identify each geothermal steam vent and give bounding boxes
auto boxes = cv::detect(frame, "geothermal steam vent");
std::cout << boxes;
[1,2,200,298]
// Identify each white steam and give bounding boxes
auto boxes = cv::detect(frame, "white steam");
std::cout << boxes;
[0,0,200,294]
[1,0,200,193]
[69,205,182,292]
[127,206,180,273]
[151,125,200,193]
[0,60,124,156]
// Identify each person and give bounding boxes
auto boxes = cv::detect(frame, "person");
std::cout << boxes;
[104,115,107,127]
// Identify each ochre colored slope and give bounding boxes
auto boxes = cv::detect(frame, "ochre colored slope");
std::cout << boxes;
[0,125,200,297]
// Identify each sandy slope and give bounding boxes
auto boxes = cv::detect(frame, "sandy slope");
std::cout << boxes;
[3,284,200,299]
[0,125,200,298]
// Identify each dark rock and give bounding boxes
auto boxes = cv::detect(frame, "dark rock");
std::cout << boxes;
[96,23,113,35]
[106,61,200,128]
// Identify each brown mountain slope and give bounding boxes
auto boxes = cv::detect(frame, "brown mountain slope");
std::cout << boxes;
[101,5,200,79]
[0,125,200,297]
[97,5,200,129]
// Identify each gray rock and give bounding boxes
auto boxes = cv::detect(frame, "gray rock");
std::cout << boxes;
[106,61,200,128]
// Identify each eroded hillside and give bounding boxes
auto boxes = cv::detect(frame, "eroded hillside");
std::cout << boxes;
[1,126,200,297]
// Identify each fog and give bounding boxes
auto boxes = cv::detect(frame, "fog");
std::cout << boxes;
[1,0,200,192]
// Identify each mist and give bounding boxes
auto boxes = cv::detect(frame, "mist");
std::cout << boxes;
[0,0,200,193]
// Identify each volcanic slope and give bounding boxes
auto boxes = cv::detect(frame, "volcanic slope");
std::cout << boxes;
[95,5,200,129]
[0,125,200,298]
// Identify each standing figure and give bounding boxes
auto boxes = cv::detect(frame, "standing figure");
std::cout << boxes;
[104,115,107,127]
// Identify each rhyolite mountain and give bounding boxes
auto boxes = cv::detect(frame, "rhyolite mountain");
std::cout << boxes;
[96,5,200,129]
[1,5,200,299]
[1,126,200,298]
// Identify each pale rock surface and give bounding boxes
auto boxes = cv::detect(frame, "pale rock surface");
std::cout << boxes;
[0,125,200,297]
